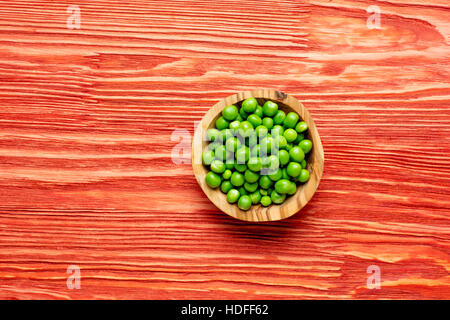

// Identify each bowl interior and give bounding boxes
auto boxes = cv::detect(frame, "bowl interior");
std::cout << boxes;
[192,90,324,222]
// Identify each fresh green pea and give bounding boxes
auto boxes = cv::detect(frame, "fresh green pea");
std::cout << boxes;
[244,182,258,193]
[263,100,278,117]
[227,189,240,203]
[226,137,241,153]
[205,171,221,188]
[225,162,234,170]
[222,169,232,180]
[234,163,247,172]
[267,155,280,173]
[238,186,247,196]
[289,146,305,163]
[260,136,273,154]
[295,121,308,133]
[210,160,226,173]
[221,129,234,142]
[239,107,248,120]
[247,114,262,128]
[230,171,245,186]
[274,135,287,149]
[269,168,283,181]
[214,145,227,161]
[207,141,220,151]
[260,189,268,196]
[285,142,293,151]
[283,128,297,143]
[271,190,286,204]
[271,125,284,137]
[254,105,263,118]
[301,160,307,169]
[287,182,297,195]
[229,120,240,131]
[260,195,272,206]
[244,169,259,183]
[299,139,312,154]
[273,110,286,125]
[222,105,239,121]
[294,133,304,144]
[236,146,250,164]
[298,169,310,183]
[279,149,290,166]
[202,150,215,165]
[255,125,268,138]
[236,114,243,122]
[286,162,302,178]
[283,112,299,129]
[267,187,274,195]
[250,190,261,204]
[216,116,229,130]
[247,157,262,172]
[259,175,273,189]
[220,180,233,193]
[242,98,258,113]
[262,117,274,130]
[207,128,221,142]
[274,179,292,194]
[281,168,289,180]
[239,121,254,137]
[238,195,252,211]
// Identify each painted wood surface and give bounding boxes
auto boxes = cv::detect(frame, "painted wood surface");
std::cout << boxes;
[0,0,449,299]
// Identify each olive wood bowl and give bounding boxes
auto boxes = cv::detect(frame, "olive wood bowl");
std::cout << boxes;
[192,89,324,222]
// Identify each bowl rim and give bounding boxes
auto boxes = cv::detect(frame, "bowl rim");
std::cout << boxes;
[192,89,324,222]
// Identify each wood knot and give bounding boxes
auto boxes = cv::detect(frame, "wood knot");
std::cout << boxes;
[275,91,287,100]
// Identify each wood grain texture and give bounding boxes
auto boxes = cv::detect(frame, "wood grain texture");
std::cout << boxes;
[0,0,449,299]
[192,89,324,222]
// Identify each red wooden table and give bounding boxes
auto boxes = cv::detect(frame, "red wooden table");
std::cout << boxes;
[0,0,449,299]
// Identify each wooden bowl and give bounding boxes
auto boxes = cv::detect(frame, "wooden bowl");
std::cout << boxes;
[192,89,324,222]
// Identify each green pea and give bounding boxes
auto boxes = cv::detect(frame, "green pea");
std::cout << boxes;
[287,182,297,195]
[247,114,262,128]
[239,107,248,120]
[298,169,310,183]
[230,171,245,186]
[273,110,286,125]
[225,162,234,170]
[236,114,243,122]
[262,117,274,130]
[283,128,297,143]
[236,146,250,164]
[250,144,260,157]
[202,150,215,165]
[260,195,272,206]
[294,133,304,144]
[229,120,240,131]
[263,100,278,117]
[244,169,259,183]
[214,145,227,161]
[260,136,273,154]
[238,186,247,196]
[301,159,307,169]
[279,149,290,166]
[207,141,220,151]
[271,190,286,204]
[259,175,273,189]
[210,160,226,173]
[260,189,268,196]
[234,163,247,172]
[242,98,258,113]
[274,135,287,149]
[254,105,263,118]
[216,116,229,130]
[238,195,252,211]
[255,125,268,138]
[285,142,293,151]
[247,157,262,172]
[221,129,234,142]
[289,146,305,163]
[207,128,221,142]
[271,125,284,137]
[226,137,241,153]
[227,189,240,203]
[299,139,313,154]
[222,105,239,121]
[281,168,289,179]
[222,169,232,180]
[283,112,299,129]
[286,162,302,178]
[267,187,274,195]
[295,121,308,133]
[205,171,221,188]
[244,182,258,193]
[220,180,233,193]
[250,190,261,204]
[267,155,280,173]
[274,179,292,194]
[268,168,283,181]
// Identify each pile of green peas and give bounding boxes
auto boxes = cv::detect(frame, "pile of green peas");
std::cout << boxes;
[202,97,313,211]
